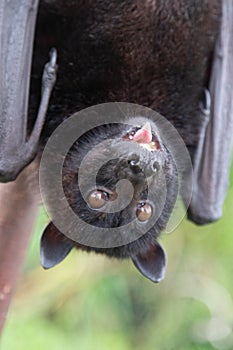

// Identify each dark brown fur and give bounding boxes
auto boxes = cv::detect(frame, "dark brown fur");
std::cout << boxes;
[30,0,221,156]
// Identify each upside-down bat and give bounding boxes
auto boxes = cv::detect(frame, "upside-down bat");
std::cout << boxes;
[1,0,233,283]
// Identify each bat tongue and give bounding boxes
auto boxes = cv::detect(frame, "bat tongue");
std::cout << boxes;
[133,122,152,144]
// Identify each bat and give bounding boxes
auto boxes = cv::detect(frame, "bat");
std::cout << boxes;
[1,0,233,283]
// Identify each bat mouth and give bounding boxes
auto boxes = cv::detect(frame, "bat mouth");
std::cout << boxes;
[138,135,161,152]
[122,122,161,152]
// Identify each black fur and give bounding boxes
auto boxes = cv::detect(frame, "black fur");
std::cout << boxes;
[35,1,222,280]
[61,121,178,258]
[31,0,221,153]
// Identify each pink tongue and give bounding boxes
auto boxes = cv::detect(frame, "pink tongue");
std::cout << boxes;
[133,124,152,144]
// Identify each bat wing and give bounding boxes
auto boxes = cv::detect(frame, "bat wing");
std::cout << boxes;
[188,0,233,225]
[0,0,57,183]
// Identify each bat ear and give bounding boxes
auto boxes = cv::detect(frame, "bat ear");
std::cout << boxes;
[40,222,74,269]
[131,241,167,283]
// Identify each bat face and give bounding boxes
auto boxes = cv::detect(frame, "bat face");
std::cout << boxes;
[41,118,178,282]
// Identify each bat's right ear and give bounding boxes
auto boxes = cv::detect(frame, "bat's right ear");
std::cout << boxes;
[40,222,74,269]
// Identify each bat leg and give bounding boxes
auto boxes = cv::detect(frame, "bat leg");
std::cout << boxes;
[26,48,58,155]
[0,48,57,183]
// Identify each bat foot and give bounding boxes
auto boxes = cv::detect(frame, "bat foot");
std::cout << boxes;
[42,47,58,90]
[0,49,58,183]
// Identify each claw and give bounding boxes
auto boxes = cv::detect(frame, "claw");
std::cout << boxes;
[49,47,57,68]
[200,88,211,116]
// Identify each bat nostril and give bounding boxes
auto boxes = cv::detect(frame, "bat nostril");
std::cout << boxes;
[152,161,160,172]
[128,153,140,165]
[130,159,140,167]
[127,156,142,175]
[143,161,160,177]
[127,155,160,177]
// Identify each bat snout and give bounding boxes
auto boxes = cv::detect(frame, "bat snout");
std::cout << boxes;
[127,152,161,178]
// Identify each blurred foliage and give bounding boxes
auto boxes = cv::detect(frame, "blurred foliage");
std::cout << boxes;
[1,168,233,350]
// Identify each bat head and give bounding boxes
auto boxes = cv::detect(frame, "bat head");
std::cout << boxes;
[40,117,178,282]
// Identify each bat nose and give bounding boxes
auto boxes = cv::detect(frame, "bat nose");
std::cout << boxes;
[144,160,160,177]
[128,153,160,177]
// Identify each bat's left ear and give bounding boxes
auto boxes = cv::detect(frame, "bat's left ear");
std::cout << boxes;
[40,222,74,269]
[131,241,167,283]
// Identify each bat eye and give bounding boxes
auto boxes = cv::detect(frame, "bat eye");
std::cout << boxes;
[87,190,108,209]
[136,202,153,222]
